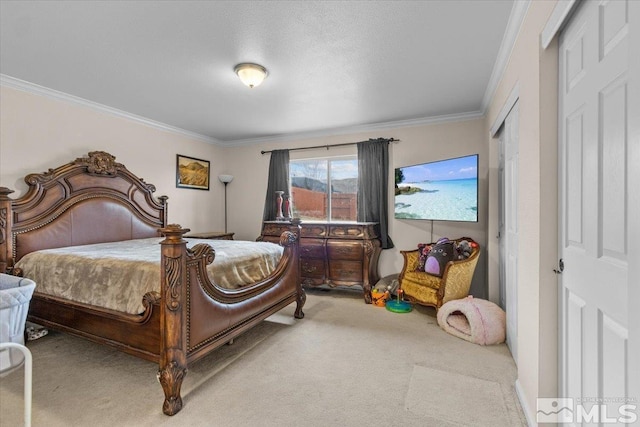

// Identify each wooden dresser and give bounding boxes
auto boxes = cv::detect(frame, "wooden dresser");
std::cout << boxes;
[259,221,381,303]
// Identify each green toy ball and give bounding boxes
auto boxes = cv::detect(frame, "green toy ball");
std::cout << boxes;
[386,299,412,313]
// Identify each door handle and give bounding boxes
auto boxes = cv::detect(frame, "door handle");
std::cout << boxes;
[553,258,564,274]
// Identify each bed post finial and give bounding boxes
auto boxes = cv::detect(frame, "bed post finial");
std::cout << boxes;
[0,187,14,198]
[160,224,190,241]
[158,223,190,415]
[0,187,15,273]
[158,196,169,228]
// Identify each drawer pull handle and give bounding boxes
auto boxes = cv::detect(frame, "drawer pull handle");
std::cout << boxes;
[302,264,317,274]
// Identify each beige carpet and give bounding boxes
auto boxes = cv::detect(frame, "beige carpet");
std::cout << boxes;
[405,366,513,426]
[0,289,526,426]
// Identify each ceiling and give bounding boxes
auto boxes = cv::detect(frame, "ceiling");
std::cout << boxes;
[0,1,516,145]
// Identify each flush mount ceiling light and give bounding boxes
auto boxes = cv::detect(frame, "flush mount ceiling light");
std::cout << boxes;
[234,63,268,88]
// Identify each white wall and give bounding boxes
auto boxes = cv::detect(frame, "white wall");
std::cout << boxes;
[0,86,489,296]
[485,0,559,422]
[223,117,489,297]
[0,85,224,233]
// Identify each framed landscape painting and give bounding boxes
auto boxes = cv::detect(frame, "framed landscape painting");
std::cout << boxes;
[176,154,210,190]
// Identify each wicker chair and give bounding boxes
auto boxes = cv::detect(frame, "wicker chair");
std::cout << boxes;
[398,238,480,311]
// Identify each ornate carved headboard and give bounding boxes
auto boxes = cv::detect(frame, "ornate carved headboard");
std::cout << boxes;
[0,151,168,272]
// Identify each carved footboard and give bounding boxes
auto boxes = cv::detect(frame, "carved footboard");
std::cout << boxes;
[158,223,304,415]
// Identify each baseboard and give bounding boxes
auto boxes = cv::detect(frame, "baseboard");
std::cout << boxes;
[515,379,537,426]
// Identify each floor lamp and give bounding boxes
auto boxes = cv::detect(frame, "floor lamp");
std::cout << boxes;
[218,174,234,233]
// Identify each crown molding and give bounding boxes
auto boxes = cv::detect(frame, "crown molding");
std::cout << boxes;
[0,74,220,145]
[481,0,531,113]
[220,111,485,147]
[2,74,484,148]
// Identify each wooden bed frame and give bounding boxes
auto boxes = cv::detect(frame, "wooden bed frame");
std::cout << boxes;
[0,151,305,415]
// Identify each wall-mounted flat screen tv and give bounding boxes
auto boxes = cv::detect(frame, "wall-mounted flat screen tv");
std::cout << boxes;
[394,154,478,222]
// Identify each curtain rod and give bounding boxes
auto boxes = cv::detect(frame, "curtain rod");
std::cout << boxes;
[260,137,399,155]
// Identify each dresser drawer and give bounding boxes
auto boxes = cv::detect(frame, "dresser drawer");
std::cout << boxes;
[262,223,290,237]
[328,260,363,282]
[328,224,365,238]
[300,224,328,238]
[300,259,325,279]
[300,238,325,259]
[326,241,363,260]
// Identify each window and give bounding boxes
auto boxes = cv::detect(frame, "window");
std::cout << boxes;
[290,156,358,222]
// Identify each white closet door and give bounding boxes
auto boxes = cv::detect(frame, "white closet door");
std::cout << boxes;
[499,101,519,363]
[559,0,635,420]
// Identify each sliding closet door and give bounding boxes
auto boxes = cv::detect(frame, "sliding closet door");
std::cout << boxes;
[498,101,519,363]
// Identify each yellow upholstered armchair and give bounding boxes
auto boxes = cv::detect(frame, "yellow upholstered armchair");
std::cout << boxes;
[398,238,480,311]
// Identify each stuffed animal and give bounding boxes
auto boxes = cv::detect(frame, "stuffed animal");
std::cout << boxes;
[372,275,399,295]
[424,238,457,277]
[456,239,473,259]
[415,243,432,271]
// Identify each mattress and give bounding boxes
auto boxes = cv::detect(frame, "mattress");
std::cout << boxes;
[15,238,283,315]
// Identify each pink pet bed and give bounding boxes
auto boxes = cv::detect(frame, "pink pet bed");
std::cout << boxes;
[436,296,505,345]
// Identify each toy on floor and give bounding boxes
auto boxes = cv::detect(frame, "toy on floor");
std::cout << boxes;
[26,326,48,341]
[371,286,391,307]
[385,289,412,313]
[372,275,399,295]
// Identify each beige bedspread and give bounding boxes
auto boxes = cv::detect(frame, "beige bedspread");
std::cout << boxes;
[15,238,284,315]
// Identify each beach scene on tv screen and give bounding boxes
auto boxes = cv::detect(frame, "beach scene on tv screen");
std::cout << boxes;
[395,155,478,222]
